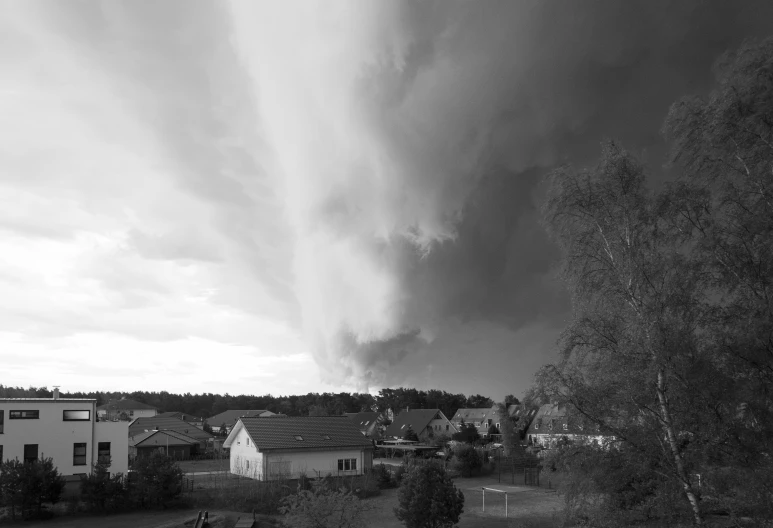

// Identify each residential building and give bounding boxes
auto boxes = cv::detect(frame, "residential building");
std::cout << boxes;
[206,409,275,434]
[0,391,129,492]
[128,415,213,453]
[525,403,613,449]
[129,429,201,459]
[452,407,501,439]
[383,409,458,441]
[343,411,384,439]
[97,398,158,421]
[156,411,204,428]
[225,416,374,481]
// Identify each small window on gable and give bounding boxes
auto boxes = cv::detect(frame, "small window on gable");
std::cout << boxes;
[247,437,250,446]
[295,435,303,441]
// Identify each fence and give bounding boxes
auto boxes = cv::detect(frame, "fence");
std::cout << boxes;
[493,450,543,486]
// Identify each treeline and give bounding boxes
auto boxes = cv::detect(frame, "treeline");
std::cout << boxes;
[0,385,500,421]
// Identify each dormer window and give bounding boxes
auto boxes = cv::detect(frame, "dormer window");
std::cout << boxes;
[294,435,303,441]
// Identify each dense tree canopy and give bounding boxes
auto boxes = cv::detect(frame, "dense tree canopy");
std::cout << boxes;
[539,37,773,527]
[0,385,495,421]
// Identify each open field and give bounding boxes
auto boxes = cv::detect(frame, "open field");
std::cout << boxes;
[11,473,563,528]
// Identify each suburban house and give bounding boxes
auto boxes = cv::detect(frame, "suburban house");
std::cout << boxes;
[384,409,458,441]
[128,415,214,454]
[525,403,613,449]
[128,429,201,460]
[225,416,374,481]
[206,409,275,434]
[0,390,129,492]
[156,411,204,428]
[97,398,158,421]
[343,411,384,439]
[452,407,502,439]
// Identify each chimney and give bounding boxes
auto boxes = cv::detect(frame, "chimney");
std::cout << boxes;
[53,386,60,400]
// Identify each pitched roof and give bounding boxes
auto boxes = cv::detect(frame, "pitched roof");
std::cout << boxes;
[226,416,374,451]
[97,398,157,411]
[343,412,381,429]
[129,429,199,447]
[128,416,213,441]
[384,409,451,438]
[206,409,273,426]
[525,403,601,436]
[157,411,202,422]
[452,407,498,423]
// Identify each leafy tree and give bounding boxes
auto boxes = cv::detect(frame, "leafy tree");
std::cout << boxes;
[450,444,482,477]
[487,424,500,436]
[503,394,520,405]
[81,459,127,511]
[308,404,329,417]
[219,422,229,437]
[0,457,65,520]
[129,452,183,508]
[465,394,494,408]
[451,423,481,444]
[202,421,213,434]
[394,464,464,528]
[280,487,372,528]
[403,427,419,442]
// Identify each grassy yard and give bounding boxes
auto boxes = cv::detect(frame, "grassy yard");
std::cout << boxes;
[177,458,231,473]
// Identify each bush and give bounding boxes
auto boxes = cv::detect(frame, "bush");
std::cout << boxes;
[128,452,184,508]
[450,444,482,477]
[394,464,464,528]
[371,464,396,489]
[0,457,66,520]
[280,488,372,528]
[80,459,128,512]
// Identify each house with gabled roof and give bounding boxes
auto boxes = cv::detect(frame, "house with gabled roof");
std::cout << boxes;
[452,407,501,439]
[128,429,200,460]
[343,411,384,439]
[383,409,458,441]
[224,416,374,481]
[525,403,613,449]
[97,398,157,421]
[156,411,204,427]
[206,409,275,434]
[128,415,213,453]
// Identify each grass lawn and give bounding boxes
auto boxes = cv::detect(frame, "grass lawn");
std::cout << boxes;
[177,458,231,474]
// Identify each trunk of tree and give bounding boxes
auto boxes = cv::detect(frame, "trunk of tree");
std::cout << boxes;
[655,368,704,527]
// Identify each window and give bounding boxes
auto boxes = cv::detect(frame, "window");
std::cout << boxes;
[246,437,250,446]
[10,410,39,420]
[321,435,330,440]
[0,445,3,461]
[0,410,3,433]
[63,410,90,421]
[337,458,357,471]
[98,442,111,464]
[445,425,449,431]
[24,444,38,463]
[246,459,249,469]
[496,423,500,429]
[562,423,568,431]
[73,443,87,466]
[294,435,303,441]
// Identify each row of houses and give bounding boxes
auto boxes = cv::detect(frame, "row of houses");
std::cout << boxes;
[1,392,613,486]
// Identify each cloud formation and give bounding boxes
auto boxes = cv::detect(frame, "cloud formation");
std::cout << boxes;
[2,0,773,396]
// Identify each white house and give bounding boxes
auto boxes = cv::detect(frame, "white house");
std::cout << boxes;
[525,403,613,449]
[0,390,129,489]
[224,416,374,481]
[97,398,157,421]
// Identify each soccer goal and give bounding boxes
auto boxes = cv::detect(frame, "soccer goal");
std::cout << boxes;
[481,487,509,518]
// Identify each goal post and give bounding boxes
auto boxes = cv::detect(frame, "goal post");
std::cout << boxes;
[481,487,509,518]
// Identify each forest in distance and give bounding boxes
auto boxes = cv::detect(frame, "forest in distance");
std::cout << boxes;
[0,385,517,421]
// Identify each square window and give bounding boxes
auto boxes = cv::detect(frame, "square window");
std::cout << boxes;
[10,410,39,420]
[73,443,87,466]
[63,410,90,421]
[24,444,38,463]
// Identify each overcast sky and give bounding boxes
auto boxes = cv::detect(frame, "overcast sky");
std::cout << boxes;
[2,1,773,399]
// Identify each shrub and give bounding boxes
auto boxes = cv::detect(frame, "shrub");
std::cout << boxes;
[280,488,372,528]
[80,459,128,512]
[0,457,66,520]
[450,444,482,477]
[371,464,396,489]
[128,452,184,508]
[394,464,464,528]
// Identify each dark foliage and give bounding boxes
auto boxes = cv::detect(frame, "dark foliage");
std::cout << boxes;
[0,457,66,520]
[394,464,464,528]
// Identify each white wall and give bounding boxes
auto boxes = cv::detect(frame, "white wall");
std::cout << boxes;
[0,399,95,476]
[95,421,129,475]
[425,417,457,436]
[229,426,264,479]
[262,448,367,480]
